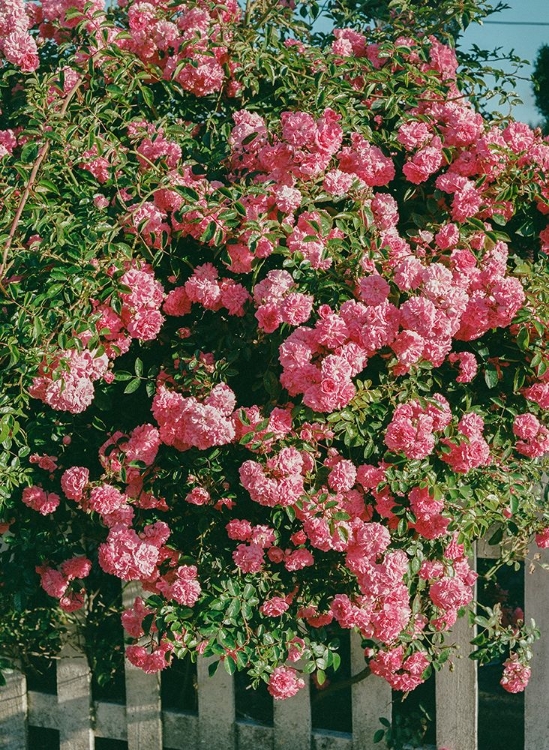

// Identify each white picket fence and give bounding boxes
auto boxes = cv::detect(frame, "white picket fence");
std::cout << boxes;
[1,544,549,750]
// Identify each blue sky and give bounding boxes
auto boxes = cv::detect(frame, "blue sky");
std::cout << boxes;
[459,0,549,125]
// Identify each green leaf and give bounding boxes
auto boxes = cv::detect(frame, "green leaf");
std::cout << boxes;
[488,526,504,546]
[491,213,507,226]
[124,378,141,394]
[106,84,125,98]
[140,84,154,108]
[484,365,499,389]
[142,613,155,635]
[517,327,530,351]
[21,142,39,163]
[243,584,256,600]
[46,283,65,298]
[200,222,217,244]
[223,656,237,675]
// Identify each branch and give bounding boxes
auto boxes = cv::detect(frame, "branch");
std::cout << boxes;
[310,665,371,704]
[0,71,87,294]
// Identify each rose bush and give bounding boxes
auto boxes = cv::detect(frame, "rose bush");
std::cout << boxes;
[0,0,548,703]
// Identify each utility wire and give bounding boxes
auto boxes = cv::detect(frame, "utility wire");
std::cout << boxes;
[484,21,549,26]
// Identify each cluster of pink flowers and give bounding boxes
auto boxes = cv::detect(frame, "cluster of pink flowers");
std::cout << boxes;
[79,144,112,184]
[0,128,16,158]
[121,596,155,638]
[233,404,293,453]
[420,536,477,629]
[253,269,313,333]
[369,646,430,691]
[36,556,91,612]
[29,453,58,472]
[152,382,236,451]
[164,262,250,318]
[29,428,199,616]
[279,304,369,412]
[103,263,165,345]
[128,120,182,171]
[337,132,395,187]
[513,413,549,458]
[278,240,525,408]
[448,351,478,383]
[21,485,60,515]
[29,347,109,414]
[230,107,343,185]
[286,211,342,270]
[117,0,240,97]
[98,521,169,581]
[384,395,451,460]
[62,470,133,524]
[239,446,305,508]
[93,425,167,512]
[29,263,167,415]
[408,486,449,539]
[500,653,532,693]
[260,595,290,617]
[227,520,277,573]
[329,521,412,643]
[440,413,491,474]
[126,640,173,674]
[32,0,105,38]
[452,241,526,342]
[267,544,314,573]
[0,0,39,72]
[523,376,549,410]
[157,564,201,607]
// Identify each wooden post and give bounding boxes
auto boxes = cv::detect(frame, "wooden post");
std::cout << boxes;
[123,582,163,750]
[273,668,310,750]
[197,657,235,750]
[57,623,94,750]
[350,631,391,750]
[525,545,549,750]
[435,550,478,750]
[0,666,28,750]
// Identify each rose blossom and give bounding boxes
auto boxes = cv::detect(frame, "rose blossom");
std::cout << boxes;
[267,666,305,699]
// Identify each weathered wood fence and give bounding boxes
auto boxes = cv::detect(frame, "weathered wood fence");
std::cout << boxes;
[1,544,549,750]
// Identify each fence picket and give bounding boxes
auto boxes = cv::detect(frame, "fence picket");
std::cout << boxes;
[273,668,311,750]
[0,666,27,750]
[435,603,478,750]
[124,660,163,750]
[236,720,273,750]
[350,631,391,750]
[163,709,199,750]
[197,657,235,750]
[123,582,163,750]
[525,545,549,750]
[56,634,94,750]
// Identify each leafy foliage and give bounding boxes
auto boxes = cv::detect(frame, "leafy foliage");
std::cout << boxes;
[0,0,547,712]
